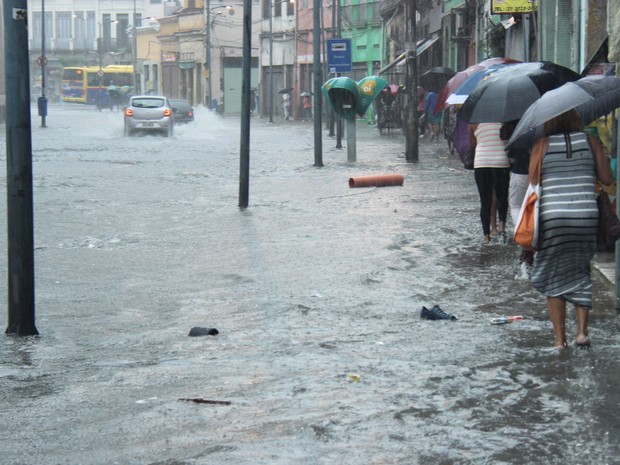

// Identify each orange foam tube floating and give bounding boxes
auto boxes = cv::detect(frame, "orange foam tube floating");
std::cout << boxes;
[349,174,404,188]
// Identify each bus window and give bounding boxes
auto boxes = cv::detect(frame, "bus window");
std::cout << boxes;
[62,68,84,81]
[87,73,100,87]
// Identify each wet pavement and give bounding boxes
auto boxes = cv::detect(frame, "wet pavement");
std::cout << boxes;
[1,105,620,464]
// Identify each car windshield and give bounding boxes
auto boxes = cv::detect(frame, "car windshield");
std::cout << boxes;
[132,98,165,109]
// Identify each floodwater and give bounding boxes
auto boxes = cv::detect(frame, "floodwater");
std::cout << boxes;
[1,105,619,464]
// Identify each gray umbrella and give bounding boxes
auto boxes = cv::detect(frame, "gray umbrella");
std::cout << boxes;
[458,61,581,123]
[506,75,620,150]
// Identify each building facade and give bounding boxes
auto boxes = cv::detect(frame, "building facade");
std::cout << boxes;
[7,0,620,119]
[25,0,171,101]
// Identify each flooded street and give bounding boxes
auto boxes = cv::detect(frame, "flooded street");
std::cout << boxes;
[1,104,620,464]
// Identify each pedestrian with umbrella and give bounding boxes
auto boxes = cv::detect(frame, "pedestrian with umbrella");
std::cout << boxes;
[459,61,582,271]
[508,76,620,348]
[278,88,293,120]
[424,90,441,141]
[301,91,312,120]
[280,90,291,120]
[469,121,511,244]
[108,82,120,112]
[510,101,613,349]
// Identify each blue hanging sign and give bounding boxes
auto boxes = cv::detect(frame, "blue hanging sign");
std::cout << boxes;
[327,38,352,74]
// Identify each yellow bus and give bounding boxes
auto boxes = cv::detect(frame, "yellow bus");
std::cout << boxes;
[61,65,134,106]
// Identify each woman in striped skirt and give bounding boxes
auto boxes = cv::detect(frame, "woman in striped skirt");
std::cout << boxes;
[531,110,613,349]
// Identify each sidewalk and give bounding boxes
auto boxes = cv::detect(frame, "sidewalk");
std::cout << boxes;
[593,251,616,286]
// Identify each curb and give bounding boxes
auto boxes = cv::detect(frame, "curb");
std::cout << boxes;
[593,252,615,286]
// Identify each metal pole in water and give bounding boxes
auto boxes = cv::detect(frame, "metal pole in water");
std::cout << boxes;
[3,0,38,336]
[312,0,323,166]
[39,0,48,127]
[346,118,356,162]
[238,0,252,208]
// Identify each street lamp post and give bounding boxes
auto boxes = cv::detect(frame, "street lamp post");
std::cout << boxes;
[205,4,235,110]
[133,0,139,94]
[98,21,103,110]
[205,0,212,109]
[268,0,273,122]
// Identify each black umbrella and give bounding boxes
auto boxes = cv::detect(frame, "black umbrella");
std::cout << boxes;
[458,62,581,123]
[419,66,456,93]
[278,87,293,94]
[506,75,620,150]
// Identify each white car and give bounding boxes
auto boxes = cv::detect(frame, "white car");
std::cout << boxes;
[124,96,174,137]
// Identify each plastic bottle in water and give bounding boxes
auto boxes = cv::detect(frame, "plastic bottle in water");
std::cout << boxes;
[490,315,523,325]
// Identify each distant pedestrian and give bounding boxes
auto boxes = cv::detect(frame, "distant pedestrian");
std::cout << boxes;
[444,105,457,154]
[417,86,427,137]
[302,95,312,120]
[250,89,256,115]
[255,90,260,117]
[282,92,291,120]
[424,91,441,141]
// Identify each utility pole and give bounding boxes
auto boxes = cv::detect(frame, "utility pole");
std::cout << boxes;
[98,22,103,110]
[133,0,139,94]
[239,0,252,208]
[327,2,336,137]
[405,0,418,162]
[335,1,342,149]
[205,0,212,108]
[313,0,323,166]
[3,0,38,336]
[268,0,274,122]
[39,0,47,127]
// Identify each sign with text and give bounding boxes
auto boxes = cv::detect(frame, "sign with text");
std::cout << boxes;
[327,38,352,74]
[491,0,537,14]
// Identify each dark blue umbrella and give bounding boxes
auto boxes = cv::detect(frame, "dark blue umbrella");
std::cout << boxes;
[506,75,620,150]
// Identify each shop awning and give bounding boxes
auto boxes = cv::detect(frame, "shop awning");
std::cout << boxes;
[417,37,439,55]
[378,37,439,75]
[178,62,195,70]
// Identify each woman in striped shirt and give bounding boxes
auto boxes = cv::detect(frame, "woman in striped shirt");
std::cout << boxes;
[531,110,612,349]
[469,122,511,243]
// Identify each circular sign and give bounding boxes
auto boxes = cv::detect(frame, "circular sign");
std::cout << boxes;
[36,56,48,67]
[97,69,104,77]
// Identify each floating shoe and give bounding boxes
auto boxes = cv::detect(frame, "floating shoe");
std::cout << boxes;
[420,305,457,321]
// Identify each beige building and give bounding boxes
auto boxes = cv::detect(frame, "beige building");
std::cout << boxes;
[138,0,260,112]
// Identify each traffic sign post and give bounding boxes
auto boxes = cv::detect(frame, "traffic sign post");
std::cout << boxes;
[326,38,352,74]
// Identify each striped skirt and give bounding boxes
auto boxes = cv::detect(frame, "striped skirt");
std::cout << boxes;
[530,132,598,308]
